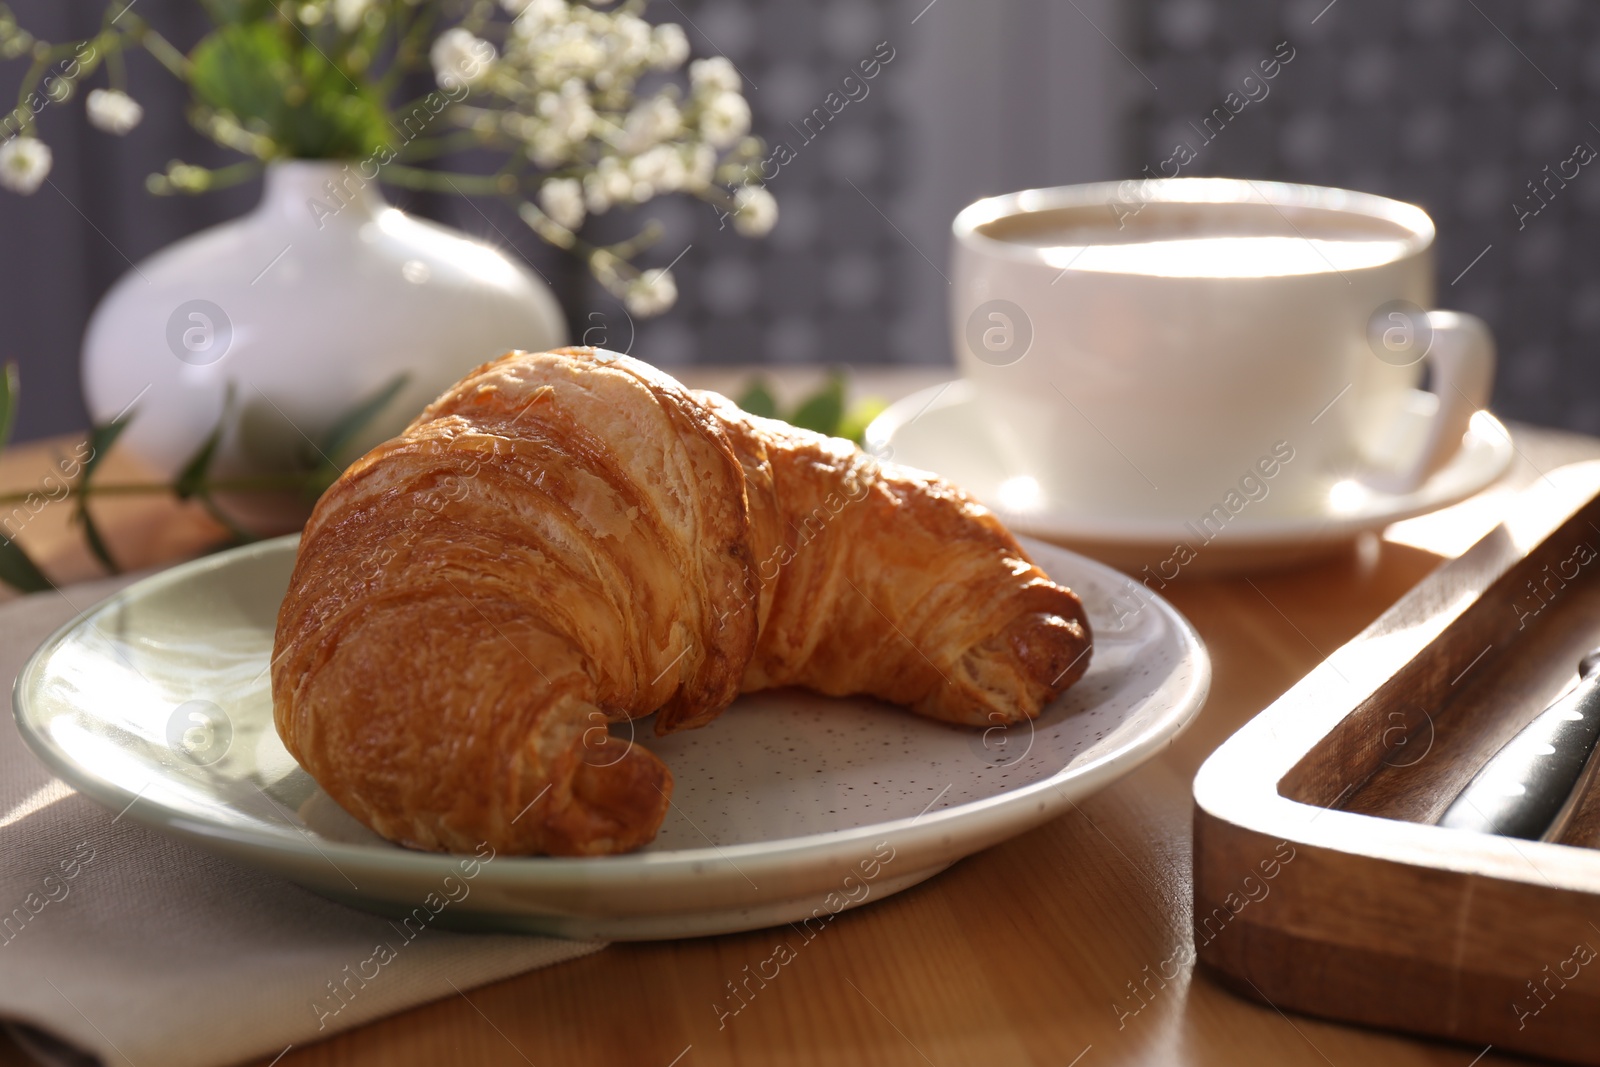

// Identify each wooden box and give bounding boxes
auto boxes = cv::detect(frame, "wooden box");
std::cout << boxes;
[1194,461,1600,1064]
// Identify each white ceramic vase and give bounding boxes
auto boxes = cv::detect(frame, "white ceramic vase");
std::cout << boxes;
[82,160,566,485]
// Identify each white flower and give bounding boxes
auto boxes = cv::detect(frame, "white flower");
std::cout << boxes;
[621,96,680,153]
[625,268,677,316]
[699,91,750,148]
[0,137,51,194]
[583,171,611,213]
[524,79,595,164]
[651,24,689,70]
[630,145,687,194]
[601,158,633,202]
[582,156,633,213]
[731,184,778,237]
[431,28,496,91]
[686,144,716,190]
[549,81,597,139]
[510,0,569,41]
[540,177,585,230]
[334,0,373,31]
[689,56,741,94]
[85,89,143,135]
[610,13,653,68]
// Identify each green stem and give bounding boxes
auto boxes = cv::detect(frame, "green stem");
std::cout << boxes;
[122,15,189,80]
[0,473,309,508]
[392,128,485,163]
[378,162,516,195]
[105,35,126,92]
[12,39,84,132]
[378,4,438,98]
[196,158,264,190]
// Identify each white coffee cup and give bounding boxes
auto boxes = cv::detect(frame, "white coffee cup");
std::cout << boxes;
[950,178,1494,521]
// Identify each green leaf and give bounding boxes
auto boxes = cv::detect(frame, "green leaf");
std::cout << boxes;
[0,362,18,453]
[789,373,846,437]
[837,397,888,446]
[300,374,408,499]
[317,374,409,461]
[75,416,132,575]
[735,378,777,419]
[0,536,51,594]
[189,22,392,159]
[174,417,226,502]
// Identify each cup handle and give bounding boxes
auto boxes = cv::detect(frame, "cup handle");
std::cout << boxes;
[1361,310,1495,495]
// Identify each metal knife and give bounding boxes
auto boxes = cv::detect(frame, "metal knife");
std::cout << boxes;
[1438,648,1600,841]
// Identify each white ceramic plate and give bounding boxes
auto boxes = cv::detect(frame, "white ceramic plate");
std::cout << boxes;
[15,534,1207,940]
[865,380,1514,572]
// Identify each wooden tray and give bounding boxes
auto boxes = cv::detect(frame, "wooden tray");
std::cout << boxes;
[1194,460,1600,1065]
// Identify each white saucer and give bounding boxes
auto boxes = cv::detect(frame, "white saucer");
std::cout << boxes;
[864,380,1515,573]
[15,534,1207,940]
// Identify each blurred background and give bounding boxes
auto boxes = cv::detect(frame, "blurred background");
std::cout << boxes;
[0,0,1586,441]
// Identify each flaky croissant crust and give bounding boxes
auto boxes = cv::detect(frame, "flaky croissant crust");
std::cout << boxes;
[272,349,1090,856]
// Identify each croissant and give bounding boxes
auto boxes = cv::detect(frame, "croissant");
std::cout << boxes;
[272,348,1091,856]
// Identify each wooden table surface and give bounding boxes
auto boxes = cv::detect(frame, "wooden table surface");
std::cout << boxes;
[2,368,1596,1067]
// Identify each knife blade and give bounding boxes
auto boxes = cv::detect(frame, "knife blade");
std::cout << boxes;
[1438,649,1600,841]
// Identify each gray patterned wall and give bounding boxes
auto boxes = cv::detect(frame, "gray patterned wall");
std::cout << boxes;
[1128,0,1600,432]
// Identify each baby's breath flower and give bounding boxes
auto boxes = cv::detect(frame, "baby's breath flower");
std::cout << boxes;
[609,14,652,68]
[85,89,143,135]
[686,144,716,190]
[603,162,633,201]
[431,27,496,91]
[631,144,686,194]
[334,0,374,31]
[731,184,778,237]
[510,0,568,42]
[621,96,680,153]
[539,177,585,230]
[624,267,677,316]
[0,136,51,194]
[651,24,689,70]
[689,56,741,94]
[699,91,750,148]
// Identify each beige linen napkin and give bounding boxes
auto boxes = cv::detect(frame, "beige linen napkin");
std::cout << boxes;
[0,575,605,1067]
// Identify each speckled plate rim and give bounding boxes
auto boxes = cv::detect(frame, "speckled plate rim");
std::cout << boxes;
[14,534,1208,898]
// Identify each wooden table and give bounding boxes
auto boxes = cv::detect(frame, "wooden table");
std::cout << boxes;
[1,369,1595,1067]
